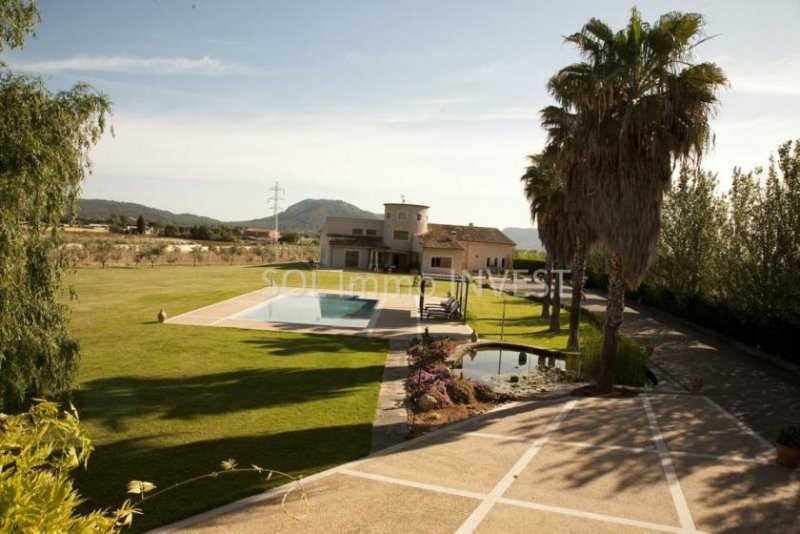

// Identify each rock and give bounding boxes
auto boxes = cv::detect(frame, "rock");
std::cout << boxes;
[417,393,438,411]
[157,308,167,322]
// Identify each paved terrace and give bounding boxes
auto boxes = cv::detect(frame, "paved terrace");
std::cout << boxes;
[153,394,799,533]
[166,286,471,341]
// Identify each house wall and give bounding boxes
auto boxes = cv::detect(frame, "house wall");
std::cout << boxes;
[319,217,384,268]
[383,203,428,253]
[459,242,514,272]
[421,249,464,275]
[329,247,371,270]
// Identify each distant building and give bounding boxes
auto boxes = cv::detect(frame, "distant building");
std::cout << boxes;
[319,203,515,273]
[243,227,281,241]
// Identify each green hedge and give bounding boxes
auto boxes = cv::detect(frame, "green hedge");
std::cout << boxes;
[585,266,800,365]
[513,258,546,273]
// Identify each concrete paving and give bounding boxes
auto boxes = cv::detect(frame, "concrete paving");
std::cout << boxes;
[152,394,799,534]
[167,286,472,341]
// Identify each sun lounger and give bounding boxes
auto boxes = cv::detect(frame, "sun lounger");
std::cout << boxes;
[424,296,455,313]
[425,299,461,320]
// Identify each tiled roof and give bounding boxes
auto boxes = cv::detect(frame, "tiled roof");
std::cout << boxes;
[420,224,515,247]
[328,236,388,248]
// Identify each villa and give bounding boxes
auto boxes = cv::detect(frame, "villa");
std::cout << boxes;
[319,202,515,273]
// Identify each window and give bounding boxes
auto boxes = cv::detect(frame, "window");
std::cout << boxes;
[352,228,363,235]
[398,212,407,220]
[393,230,409,240]
[385,212,391,219]
[431,256,452,268]
[365,229,377,236]
[501,258,506,268]
[486,257,491,267]
[416,213,422,221]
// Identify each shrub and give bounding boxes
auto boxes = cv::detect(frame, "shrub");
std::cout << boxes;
[569,327,647,387]
[446,378,476,405]
[0,401,126,532]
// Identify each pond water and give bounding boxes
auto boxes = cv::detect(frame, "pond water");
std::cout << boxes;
[457,348,567,387]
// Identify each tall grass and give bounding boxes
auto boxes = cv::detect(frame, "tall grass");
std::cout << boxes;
[568,327,646,387]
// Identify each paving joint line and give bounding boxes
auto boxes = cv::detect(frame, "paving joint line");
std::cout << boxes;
[642,394,697,532]
[455,399,578,533]
[448,430,767,465]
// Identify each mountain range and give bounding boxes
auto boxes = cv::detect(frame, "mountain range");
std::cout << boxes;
[76,198,381,235]
[76,198,541,248]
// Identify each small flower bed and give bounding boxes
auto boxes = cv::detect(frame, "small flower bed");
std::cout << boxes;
[406,333,513,434]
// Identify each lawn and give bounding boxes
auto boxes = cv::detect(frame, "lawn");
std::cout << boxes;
[67,264,595,530]
[66,265,388,532]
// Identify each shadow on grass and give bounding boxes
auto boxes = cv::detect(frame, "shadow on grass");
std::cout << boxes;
[77,364,385,432]
[241,333,387,356]
[74,423,373,533]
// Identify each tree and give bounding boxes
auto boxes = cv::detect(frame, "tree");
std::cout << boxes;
[0,0,111,411]
[279,230,301,244]
[135,244,166,268]
[189,245,206,266]
[651,164,726,301]
[91,240,115,268]
[549,9,726,391]
[521,152,574,333]
[136,214,145,235]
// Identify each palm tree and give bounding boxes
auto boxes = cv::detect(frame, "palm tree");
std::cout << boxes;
[548,8,727,391]
[540,105,596,350]
[520,152,571,332]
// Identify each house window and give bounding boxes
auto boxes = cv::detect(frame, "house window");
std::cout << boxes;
[393,230,409,240]
[501,257,506,268]
[385,212,391,219]
[416,213,422,221]
[398,212,407,220]
[352,228,363,235]
[365,229,377,236]
[486,257,491,267]
[431,256,452,268]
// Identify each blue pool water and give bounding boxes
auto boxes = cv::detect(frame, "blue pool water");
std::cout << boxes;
[236,293,379,328]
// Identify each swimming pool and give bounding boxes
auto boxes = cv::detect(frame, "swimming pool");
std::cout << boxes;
[235,293,380,328]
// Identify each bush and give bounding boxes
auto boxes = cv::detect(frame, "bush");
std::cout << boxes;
[446,378,476,405]
[569,327,647,387]
[0,401,126,532]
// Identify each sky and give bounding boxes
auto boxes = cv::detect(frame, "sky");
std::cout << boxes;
[6,0,800,228]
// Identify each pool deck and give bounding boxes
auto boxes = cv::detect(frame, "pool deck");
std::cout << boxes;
[151,393,800,533]
[166,286,472,340]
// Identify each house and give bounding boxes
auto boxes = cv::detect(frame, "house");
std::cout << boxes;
[243,227,280,241]
[319,203,515,273]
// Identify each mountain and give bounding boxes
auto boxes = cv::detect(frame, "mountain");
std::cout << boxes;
[502,227,543,251]
[76,198,381,234]
[231,198,382,234]
[76,199,222,227]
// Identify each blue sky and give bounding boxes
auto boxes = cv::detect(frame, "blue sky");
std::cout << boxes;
[7,0,800,227]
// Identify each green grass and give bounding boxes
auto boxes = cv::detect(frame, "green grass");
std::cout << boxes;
[65,263,601,530]
[66,265,388,531]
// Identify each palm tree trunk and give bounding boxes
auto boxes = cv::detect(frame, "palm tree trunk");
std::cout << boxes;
[541,257,552,318]
[597,247,625,393]
[567,239,587,351]
[549,268,562,332]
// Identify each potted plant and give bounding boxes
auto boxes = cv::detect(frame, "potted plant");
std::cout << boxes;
[774,425,800,468]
